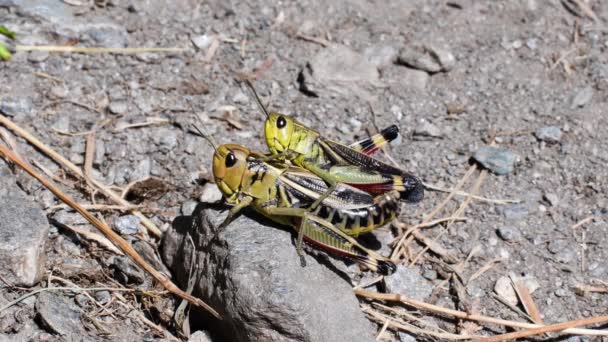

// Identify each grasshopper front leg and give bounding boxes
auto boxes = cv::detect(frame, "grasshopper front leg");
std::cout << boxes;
[219,196,253,229]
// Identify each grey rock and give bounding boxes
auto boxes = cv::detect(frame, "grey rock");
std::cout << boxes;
[155,129,178,153]
[27,51,49,63]
[535,126,562,143]
[363,44,399,69]
[498,203,529,221]
[494,276,518,306]
[0,96,33,117]
[413,121,443,140]
[473,146,519,175]
[496,226,522,241]
[543,192,559,206]
[74,294,89,308]
[422,268,437,281]
[113,215,140,235]
[161,205,376,342]
[108,100,128,115]
[398,67,429,90]
[94,291,111,305]
[571,86,593,108]
[399,332,417,342]
[384,267,433,301]
[526,38,538,49]
[556,249,576,264]
[547,239,568,254]
[51,115,70,132]
[188,330,213,342]
[300,44,381,98]
[79,23,128,48]
[397,44,455,73]
[191,34,215,50]
[181,200,198,216]
[48,86,68,99]
[0,167,49,287]
[554,288,569,297]
[231,90,249,104]
[7,0,76,26]
[128,158,152,182]
[36,292,86,338]
[199,183,223,203]
[111,256,145,284]
[132,240,171,278]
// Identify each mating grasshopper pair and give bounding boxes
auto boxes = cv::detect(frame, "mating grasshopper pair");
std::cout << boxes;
[201,81,423,275]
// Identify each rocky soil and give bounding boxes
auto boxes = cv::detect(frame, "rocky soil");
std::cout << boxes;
[0,0,607,341]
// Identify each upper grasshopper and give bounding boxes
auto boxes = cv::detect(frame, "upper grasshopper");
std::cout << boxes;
[203,134,398,274]
[243,81,424,209]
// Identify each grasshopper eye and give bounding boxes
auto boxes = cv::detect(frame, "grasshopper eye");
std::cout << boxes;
[225,153,237,167]
[277,116,287,129]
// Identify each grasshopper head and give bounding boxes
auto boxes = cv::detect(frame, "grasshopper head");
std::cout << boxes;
[212,144,250,199]
[264,112,295,154]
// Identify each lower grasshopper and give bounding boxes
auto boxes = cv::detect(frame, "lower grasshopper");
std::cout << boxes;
[207,141,398,274]
[243,80,424,209]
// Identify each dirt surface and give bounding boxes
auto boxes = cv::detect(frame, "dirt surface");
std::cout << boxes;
[1,0,607,340]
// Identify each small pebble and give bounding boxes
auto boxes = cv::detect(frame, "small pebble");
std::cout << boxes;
[74,294,89,308]
[422,269,437,281]
[94,290,111,305]
[499,203,529,221]
[232,91,249,104]
[535,126,562,143]
[0,97,33,116]
[413,121,443,139]
[28,51,49,63]
[511,40,523,49]
[129,158,152,182]
[108,101,128,115]
[554,288,569,297]
[52,116,71,132]
[384,267,433,301]
[113,215,140,235]
[191,34,215,50]
[398,332,417,342]
[556,249,576,264]
[181,200,198,216]
[526,38,538,50]
[543,192,559,206]
[49,86,68,99]
[473,146,519,175]
[496,226,522,241]
[494,276,518,306]
[547,239,567,254]
[397,44,455,73]
[199,183,223,203]
[571,86,593,108]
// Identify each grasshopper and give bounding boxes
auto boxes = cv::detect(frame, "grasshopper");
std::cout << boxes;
[244,80,424,209]
[206,139,398,274]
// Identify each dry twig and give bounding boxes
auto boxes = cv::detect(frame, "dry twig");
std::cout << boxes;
[0,115,162,237]
[16,45,185,54]
[0,145,220,319]
[355,289,608,336]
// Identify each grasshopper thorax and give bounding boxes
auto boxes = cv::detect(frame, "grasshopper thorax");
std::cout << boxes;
[212,144,251,200]
[264,112,295,154]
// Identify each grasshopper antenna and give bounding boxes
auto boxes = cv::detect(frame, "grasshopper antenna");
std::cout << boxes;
[188,100,218,151]
[192,123,218,152]
[242,79,270,119]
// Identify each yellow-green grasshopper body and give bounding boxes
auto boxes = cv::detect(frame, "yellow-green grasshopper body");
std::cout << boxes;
[211,143,398,274]
[245,81,424,205]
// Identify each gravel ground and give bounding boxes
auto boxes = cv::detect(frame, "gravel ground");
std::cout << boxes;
[0,0,607,341]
